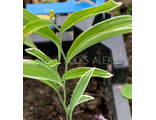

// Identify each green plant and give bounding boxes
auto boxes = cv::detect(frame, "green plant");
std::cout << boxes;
[23,36,37,48]
[121,77,132,99]
[23,0,132,119]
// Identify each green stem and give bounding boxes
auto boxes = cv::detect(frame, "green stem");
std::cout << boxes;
[63,62,68,105]
[58,46,61,62]
[57,91,68,112]
[52,23,60,31]
[60,32,63,47]
[66,113,69,120]
[59,32,64,61]
[69,113,72,120]
[63,62,69,120]
[64,61,68,84]
[54,23,70,120]
[59,39,70,120]
[63,86,66,104]
[58,31,70,120]
[60,47,66,61]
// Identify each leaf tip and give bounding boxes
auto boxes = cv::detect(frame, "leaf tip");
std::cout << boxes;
[117,2,123,6]
[109,73,113,77]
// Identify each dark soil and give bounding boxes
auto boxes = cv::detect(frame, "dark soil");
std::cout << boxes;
[124,33,132,114]
[23,57,110,120]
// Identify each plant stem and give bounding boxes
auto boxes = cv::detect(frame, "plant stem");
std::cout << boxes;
[53,22,70,120]
[63,62,69,120]
[52,23,60,31]
[69,113,72,120]
[60,32,67,108]
[63,61,68,105]
[64,61,68,84]
[63,86,66,103]
[60,32,63,43]
[60,38,70,120]
[58,31,63,62]
[60,47,66,61]
[60,32,66,61]
[57,91,68,112]
[58,46,61,62]
[59,31,69,120]
[66,113,69,120]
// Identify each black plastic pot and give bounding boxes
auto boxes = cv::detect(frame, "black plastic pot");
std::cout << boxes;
[23,13,131,120]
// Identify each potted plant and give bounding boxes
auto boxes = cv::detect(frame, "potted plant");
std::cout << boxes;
[23,0,132,119]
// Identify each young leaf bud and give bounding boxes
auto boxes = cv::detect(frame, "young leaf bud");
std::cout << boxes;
[45,9,55,21]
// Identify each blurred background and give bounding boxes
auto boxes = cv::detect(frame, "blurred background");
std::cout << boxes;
[23,0,66,8]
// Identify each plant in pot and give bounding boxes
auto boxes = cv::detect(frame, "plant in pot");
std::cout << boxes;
[23,0,132,119]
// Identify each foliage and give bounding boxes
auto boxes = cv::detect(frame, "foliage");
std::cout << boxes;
[23,0,132,119]
[121,77,132,99]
